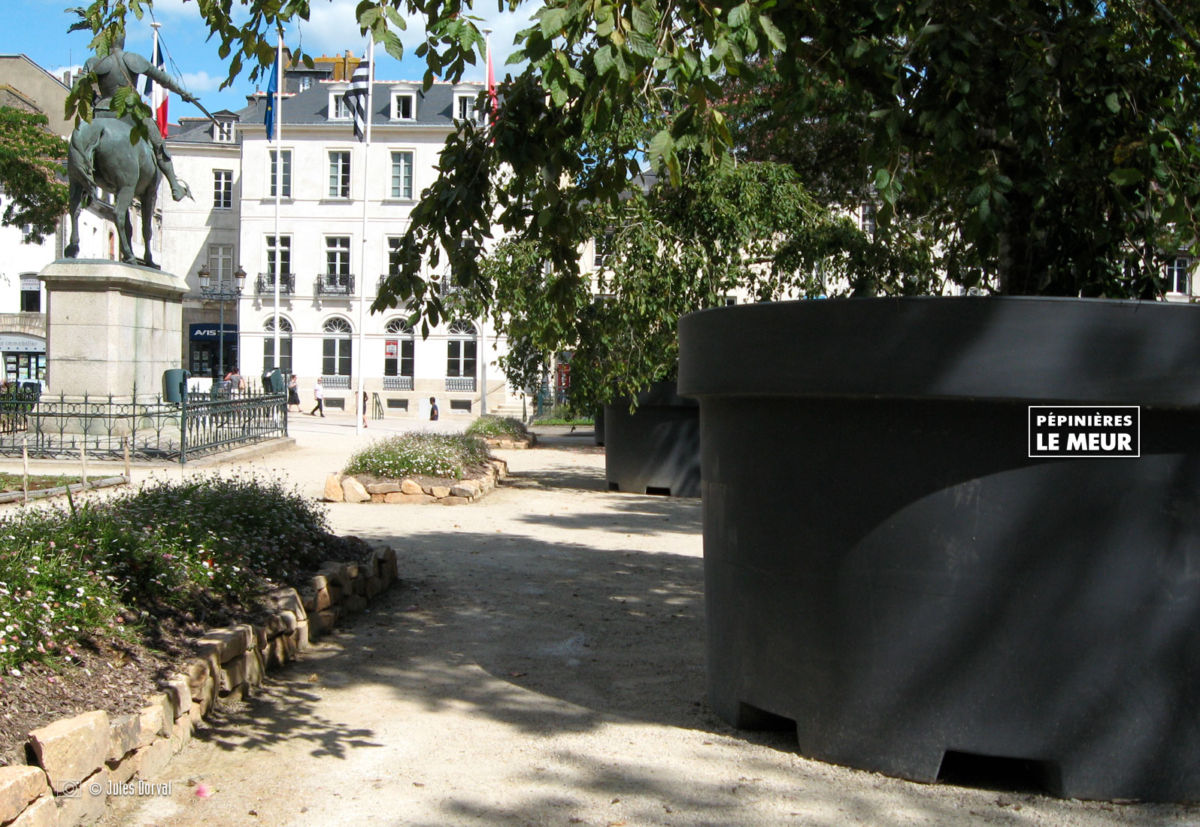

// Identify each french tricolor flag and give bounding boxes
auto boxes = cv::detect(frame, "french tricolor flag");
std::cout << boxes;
[142,38,168,138]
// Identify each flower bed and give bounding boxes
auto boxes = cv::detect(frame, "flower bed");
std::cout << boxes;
[0,547,400,827]
[329,432,511,504]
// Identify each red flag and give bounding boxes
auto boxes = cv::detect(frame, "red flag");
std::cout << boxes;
[486,38,497,121]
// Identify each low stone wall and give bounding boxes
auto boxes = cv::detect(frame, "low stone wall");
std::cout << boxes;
[480,434,536,450]
[324,457,509,505]
[0,545,399,827]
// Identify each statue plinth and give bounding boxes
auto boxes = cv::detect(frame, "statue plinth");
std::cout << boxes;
[39,259,186,399]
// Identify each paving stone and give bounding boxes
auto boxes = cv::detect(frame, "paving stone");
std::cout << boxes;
[276,610,298,634]
[384,492,435,504]
[319,563,352,593]
[261,587,307,621]
[106,751,137,785]
[106,714,141,763]
[342,476,370,502]
[162,676,191,720]
[10,793,56,827]
[246,648,265,687]
[366,481,400,494]
[52,766,105,827]
[0,766,49,824]
[195,626,251,663]
[27,710,108,794]
[170,714,193,754]
[130,738,172,781]
[136,699,169,749]
[450,481,479,498]
[219,653,249,694]
[294,619,310,652]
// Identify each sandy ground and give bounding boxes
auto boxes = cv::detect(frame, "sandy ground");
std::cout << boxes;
[13,413,1192,826]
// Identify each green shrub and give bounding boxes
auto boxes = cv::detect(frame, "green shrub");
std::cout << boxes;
[465,415,529,439]
[0,473,333,675]
[345,432,490,479]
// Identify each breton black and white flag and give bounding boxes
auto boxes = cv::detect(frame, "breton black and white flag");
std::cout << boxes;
[343,59,371,142]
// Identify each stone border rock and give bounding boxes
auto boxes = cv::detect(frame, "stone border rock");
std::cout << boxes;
[324,458,509,505]
[480,433,537,450]
[0,545,399,827]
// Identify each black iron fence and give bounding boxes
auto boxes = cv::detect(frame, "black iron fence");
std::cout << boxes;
[0,389,287,464]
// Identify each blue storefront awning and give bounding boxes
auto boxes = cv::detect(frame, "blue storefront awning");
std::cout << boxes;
[190,323,238,343]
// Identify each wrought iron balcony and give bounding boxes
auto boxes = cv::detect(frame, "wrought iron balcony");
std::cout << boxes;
[383,375,414,391]
[256,273,295,295]
[321,375,351,389]
[316,274,355,297]
[445,376,476,392]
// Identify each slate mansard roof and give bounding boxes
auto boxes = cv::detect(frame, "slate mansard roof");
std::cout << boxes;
[170,79,485,143]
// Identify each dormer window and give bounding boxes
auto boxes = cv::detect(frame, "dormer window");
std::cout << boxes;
[392,92,416,121]
[455,94,484,125]
[214,120,235,143]
[329,90,351,120]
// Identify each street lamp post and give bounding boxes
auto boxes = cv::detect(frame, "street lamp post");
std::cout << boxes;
[198,264,247,388]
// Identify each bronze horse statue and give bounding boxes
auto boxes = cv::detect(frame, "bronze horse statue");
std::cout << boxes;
[64,117,192,267]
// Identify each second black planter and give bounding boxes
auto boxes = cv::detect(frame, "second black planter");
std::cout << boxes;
[603,382,700,497]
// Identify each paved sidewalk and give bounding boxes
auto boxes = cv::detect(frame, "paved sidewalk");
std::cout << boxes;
[57,424,1198,826]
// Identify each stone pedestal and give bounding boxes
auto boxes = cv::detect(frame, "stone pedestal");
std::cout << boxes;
[39,260,186,399]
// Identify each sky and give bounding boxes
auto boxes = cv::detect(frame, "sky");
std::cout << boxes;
[4,0,539,117]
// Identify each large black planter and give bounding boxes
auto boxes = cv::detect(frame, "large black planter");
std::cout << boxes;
[604,382,700,497]
[678,297,1200,801]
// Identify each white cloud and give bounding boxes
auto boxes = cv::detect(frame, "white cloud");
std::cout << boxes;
[180,70,221,94]
[288,0,539,79]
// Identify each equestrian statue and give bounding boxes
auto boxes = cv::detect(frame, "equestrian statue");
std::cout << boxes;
[64,28,199,268]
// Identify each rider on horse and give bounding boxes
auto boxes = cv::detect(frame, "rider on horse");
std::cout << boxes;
[80,27,196,201]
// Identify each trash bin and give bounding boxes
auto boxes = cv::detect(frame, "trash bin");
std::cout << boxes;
[266,368,284,394]
[162,369,190,403]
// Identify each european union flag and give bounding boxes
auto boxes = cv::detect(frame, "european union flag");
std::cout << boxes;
[264,58,279,140]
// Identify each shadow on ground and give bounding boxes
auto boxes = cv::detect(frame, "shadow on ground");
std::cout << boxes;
[182,522,1194,826]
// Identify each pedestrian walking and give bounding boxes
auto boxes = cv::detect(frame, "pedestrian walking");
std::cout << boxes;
[287,374,300,412]
[310,378,325,417]
[429,396,439,421]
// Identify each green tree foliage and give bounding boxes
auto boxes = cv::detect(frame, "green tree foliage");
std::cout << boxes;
[0,108,69,244]
[72,0,1200,304]
[461,162,936,412]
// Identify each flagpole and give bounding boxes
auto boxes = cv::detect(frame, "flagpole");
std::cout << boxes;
[149,21,162,265]
[480,28,493,417]
[273,25,283,384]
[355,39,374,435]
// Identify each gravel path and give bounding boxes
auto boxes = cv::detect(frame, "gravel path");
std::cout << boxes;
[90,424,1199,826]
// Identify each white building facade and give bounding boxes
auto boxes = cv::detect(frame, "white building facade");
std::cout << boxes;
[164,60,519,418]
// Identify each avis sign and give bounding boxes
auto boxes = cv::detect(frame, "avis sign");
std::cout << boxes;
[1028,406,1140,458]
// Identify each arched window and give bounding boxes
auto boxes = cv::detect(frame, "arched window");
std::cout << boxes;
[446,320,477,391]
[322,317,352,380]
[383,318,415,389]
[262,316,294,375]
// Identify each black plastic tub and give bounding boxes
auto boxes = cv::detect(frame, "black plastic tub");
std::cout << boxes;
[678,296,1200,801]
[603,382,699,497]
